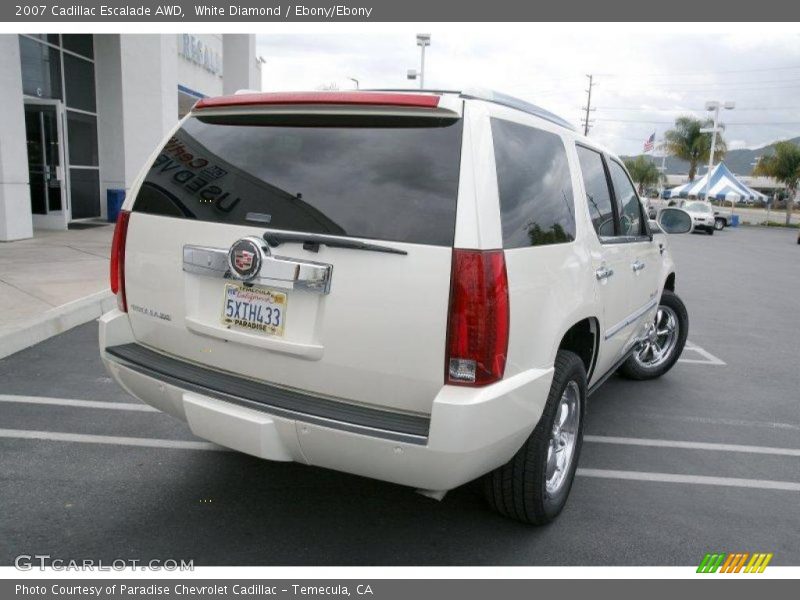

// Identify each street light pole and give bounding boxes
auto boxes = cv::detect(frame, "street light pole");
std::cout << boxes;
[416,34,431,89]
[701,100,735,207]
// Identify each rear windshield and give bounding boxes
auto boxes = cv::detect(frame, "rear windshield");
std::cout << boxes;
[133,115,463,246]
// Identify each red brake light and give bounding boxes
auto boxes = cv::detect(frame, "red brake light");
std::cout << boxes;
[445,249,509,386]
[110,210,130,312]
[194,91,441,111]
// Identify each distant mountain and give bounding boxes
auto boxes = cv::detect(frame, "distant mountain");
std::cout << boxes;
[622,136,800,176]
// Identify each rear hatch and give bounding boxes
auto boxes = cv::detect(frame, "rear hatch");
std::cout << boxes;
[122,93,464,415]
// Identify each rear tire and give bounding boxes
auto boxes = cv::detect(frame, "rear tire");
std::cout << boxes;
[618,290,688,380]
[482,350,586,525]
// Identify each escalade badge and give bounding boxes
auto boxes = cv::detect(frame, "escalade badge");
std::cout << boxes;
[227,237,266,280]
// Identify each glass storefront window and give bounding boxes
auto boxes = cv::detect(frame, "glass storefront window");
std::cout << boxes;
[63,54,96,112]
[19,36,62,100]
[66,111,98,166]
[24,34,60,45]
[69,169,100,219]
[62,34,94,59]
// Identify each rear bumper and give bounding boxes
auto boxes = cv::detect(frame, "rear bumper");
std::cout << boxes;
[99,309,553,491]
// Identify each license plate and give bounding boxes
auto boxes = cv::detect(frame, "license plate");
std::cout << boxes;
[221,284,287,337]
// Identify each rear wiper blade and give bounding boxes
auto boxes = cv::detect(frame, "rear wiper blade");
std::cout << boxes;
[263,231,408,255]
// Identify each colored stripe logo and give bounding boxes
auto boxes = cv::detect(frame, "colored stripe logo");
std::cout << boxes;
[697,552,773,573]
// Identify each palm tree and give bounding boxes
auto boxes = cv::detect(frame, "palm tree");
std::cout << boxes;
[664,116,727,181]
[623,156,665,195]
[753,141,800,225]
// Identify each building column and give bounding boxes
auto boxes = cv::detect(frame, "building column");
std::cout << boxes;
[118,34,179,190]
[0,35,33,241]
[223,35,260,94]
[94,35,126,220]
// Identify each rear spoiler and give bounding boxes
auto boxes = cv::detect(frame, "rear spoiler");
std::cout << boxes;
[191,91,463,119]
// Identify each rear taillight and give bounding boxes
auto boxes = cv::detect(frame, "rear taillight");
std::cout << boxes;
[445,249,509,386]
[110,210,130,312]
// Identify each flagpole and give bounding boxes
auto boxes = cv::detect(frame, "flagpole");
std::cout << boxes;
[659,131,667,195]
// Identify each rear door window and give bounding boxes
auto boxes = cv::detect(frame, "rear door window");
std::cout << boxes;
[491,118,576,248]
[576,145,615,238]
[133,116,463,246]
[607,160,646,238]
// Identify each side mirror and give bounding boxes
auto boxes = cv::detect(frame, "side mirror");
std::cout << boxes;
[656,207,693,234]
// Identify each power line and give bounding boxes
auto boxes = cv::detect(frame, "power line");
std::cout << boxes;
[595,118,800,125]
[594,64,800,78]
[594,106,800,112]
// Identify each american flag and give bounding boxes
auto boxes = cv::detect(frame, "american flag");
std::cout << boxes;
[643,132,656,153]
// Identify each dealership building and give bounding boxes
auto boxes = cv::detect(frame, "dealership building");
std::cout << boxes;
[0,34,262,241]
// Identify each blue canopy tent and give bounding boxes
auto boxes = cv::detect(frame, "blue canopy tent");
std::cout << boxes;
[664,162,767,202]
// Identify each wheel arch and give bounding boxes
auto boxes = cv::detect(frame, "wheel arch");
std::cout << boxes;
[556,317,600,383]
[664,272,676,292]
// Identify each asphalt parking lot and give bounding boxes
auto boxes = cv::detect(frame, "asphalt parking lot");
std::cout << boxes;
[0,225,798,566]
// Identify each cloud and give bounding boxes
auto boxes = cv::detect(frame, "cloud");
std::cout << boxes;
[256,28,800,155]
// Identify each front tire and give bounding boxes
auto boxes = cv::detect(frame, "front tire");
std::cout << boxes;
[482,350,586,525]
[714,218,725,230]
[707,227,715,235]
[618,290,689,380]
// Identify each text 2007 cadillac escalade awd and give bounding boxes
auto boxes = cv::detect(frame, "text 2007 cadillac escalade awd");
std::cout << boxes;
[99,90,693,524]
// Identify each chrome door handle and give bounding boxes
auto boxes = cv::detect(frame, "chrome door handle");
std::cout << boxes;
[595,266,614,281]
[632,260,646,272]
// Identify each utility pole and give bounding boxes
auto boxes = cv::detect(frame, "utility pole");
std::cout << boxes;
[581,74,595,136]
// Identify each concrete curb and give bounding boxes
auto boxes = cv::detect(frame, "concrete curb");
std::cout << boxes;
[0,290,115,360]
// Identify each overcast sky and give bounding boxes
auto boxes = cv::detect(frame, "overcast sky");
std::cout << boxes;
[256,28,800,156]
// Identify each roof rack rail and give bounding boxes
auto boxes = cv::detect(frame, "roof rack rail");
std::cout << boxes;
[364,87,575,131]
[460,88,576,131]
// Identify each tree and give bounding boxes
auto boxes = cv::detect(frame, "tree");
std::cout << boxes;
[664,116,727,181]
[623,156,665,195]
[753,141,800,225]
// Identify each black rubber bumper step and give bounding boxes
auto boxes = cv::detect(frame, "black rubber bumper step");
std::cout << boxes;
[105,343,430,445]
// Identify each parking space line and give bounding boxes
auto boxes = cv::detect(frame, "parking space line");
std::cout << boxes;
[678,341,726,365]
[0,394,157,412]
[577,468,800,492]
[3,426,799,493]
[585,435,800,457]
[635,411,800,432]
[0,428,224,451]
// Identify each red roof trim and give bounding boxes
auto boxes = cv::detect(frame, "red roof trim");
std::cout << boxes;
[194,91,441,111]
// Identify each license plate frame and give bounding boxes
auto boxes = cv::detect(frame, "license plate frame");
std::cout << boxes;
[220,283,288,337]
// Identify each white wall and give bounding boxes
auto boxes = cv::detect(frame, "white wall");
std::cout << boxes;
[94,35,125,220]
[0,35,33,241]
[177,34,224,97]
[223,34,260,94]
[119,35,179,189]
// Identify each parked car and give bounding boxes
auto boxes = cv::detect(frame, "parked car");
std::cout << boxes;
[680,200,717,234]
[99,90,693,525]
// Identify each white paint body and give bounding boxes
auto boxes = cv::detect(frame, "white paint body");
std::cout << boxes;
[99,93,678,491]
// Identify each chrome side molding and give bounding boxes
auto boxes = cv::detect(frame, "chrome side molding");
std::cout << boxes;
[183,244,333,294]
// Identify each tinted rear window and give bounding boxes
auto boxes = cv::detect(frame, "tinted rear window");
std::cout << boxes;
[491,118,576,248]
[133,116,463,246]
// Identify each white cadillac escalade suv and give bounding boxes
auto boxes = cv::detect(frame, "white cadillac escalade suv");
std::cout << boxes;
[100,90,692,524]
